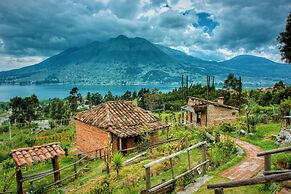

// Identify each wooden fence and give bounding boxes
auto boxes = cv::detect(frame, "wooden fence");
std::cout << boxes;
[21,147,107,193]
[143,141,208,194]
[120,138,179,154]
[207,146,291,194]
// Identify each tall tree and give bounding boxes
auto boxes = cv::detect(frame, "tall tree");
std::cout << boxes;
[49,98,70,120]
[278,12,291,63]
[91,92,103,105]
[104,91,115,101]
[68,87,82,114]
[9,95,39,124]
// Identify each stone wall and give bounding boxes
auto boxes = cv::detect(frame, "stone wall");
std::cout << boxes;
[207,104,238,126]
[75,120,110,156]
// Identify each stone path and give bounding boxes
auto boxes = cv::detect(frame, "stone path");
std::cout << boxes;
[219,138,264,180]
[177,175,213,194]
[278,187,291,194]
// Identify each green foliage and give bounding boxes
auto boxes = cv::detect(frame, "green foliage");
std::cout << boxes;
[223,73,242,91]
[137,127,151,148]
[219,122,235,133]
[87,92,103,105]
[250,84,291,106]
[278,11,291,63]
[104,91,116,102]
[49,98,70,120]
[0,124,9,133]
[68,87,82,114]
[112,152,123,177]
[90,178,112,194]
[174,169,196,192]
[248,115,259,130]
[210,140,237,167]
[280,97,291,116]
[9,94,40,124]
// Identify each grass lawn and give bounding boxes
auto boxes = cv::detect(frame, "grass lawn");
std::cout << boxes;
[196,176,271,194]
[237,122,281,150]
[0,114,286,194]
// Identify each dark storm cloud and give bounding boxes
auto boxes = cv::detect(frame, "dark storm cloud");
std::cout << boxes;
[0,0,290,70]
[209,0,291,51]
[158,11,190,28]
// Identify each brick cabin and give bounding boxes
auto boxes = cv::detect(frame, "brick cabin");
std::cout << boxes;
[75,101,169,155]
[181,97,239,128]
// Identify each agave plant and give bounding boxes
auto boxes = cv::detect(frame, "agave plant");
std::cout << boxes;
[112,152,123,177]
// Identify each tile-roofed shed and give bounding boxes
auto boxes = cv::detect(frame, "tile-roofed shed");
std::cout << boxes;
[75,101,169,138]
[10,142,64,166]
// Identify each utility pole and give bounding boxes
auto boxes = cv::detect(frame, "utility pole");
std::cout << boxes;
[9,119,12,140]
[182,74,185,101]
[212,76,215,97]
[238,76,242,113]
[206,75,210,100]
[186,75,189,98]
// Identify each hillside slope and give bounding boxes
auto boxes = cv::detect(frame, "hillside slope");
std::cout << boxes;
[0,36,290,86]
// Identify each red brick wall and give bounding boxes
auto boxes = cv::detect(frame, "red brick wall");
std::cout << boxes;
[75,120,110,156]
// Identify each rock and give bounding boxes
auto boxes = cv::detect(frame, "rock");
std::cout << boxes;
[276,128,291,146]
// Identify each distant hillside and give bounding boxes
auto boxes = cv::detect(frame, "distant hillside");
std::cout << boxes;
[0,35,290,87]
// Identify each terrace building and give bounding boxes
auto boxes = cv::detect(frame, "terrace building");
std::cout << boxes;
[181,97,239,128]
[75,101,169,155]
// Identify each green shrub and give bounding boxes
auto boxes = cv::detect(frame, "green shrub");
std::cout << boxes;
[90,178,112,194]
[210,140,237,167]
[0,125,9,133]
[174,169,196,192]
[219,122,235,133]
[0,151,9,163]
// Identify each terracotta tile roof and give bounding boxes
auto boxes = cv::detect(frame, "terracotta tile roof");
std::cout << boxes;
[10,142,64,166]
[188,97,239,110]
[75,101,169,137]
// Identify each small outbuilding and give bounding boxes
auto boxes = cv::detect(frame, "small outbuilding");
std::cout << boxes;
[10,142,65,194]
[181,97,239,128]
[75,101,169,155]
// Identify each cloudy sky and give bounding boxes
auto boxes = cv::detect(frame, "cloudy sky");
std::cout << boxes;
[0,0,290,71]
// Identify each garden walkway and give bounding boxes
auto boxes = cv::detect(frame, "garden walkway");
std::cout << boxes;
[219,138,264,180]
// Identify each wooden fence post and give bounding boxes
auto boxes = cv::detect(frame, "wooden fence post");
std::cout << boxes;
[201,143,207,175]
[170,158,175,179]
[52,156,61,182]
[264,154,271,187]
[264,155,271,172]
[214,188,224,194]
[74,163,77,179]
[16,166,23,194]
[95,149,98,159]
[145,167,151,193]
[187,150,191,170]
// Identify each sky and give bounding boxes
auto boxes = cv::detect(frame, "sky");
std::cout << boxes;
[0,0,290,71]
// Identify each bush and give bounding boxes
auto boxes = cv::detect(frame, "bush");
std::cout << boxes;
[219,122,235,133]
[174,169,196,192]
[90,178,112,194]
[0,151,9,163]
[210,140,237,167]
[0,125,9,133]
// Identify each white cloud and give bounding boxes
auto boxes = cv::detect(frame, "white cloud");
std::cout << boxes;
[0,55,44,71]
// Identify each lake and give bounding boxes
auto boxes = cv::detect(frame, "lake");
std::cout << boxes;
[0,84,179,102]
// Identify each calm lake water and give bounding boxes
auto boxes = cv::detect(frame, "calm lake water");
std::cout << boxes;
[0,84,178,102]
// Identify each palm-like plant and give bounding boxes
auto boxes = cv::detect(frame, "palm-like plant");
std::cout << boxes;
[112,152,123,177]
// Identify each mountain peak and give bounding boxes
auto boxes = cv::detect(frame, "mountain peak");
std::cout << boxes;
[115,35,128,39]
